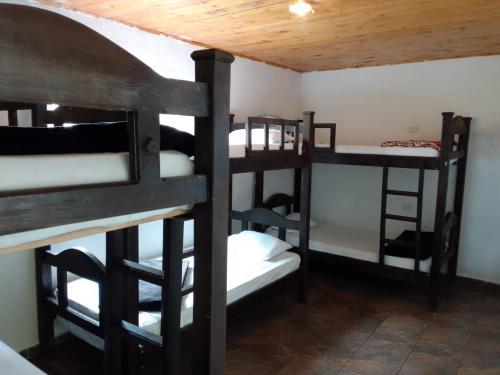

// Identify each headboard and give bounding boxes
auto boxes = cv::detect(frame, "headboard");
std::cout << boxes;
[0,4,233,240]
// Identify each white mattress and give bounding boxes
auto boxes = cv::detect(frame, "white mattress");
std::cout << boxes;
[62,251,300,340]
[0,340,45,375]
[0,150,193,192]
[267,223,431,272]
[229,143,440,158]
[326,144,440,158]
[0,151,193,254]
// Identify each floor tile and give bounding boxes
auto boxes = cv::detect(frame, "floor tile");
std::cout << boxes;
[398,352,459,375]
[276,354,348,375]
[462,333,500,368]
[413,322,470,361]
[341,337,411,375]
[458,367,500,375]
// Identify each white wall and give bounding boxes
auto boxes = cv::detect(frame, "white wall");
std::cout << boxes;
[301,56,500,285]
[0,0,301,351]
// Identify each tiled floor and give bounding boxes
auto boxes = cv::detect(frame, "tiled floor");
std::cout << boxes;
[32,268,500,374]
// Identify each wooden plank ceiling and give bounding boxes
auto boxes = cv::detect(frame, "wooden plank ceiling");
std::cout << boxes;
[41,0,500,72]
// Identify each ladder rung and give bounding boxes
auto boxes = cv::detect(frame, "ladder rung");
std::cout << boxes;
[385,214,418,223]
[385,239,416,248]
[386,189,419,197]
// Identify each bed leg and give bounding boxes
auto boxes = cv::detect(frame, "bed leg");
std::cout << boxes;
[35,246,55,353]
[446,119,470,283]
[104,229,126,375]
[297,112,314,305]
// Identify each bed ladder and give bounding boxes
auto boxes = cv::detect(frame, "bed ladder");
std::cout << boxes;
[380,166,425,273]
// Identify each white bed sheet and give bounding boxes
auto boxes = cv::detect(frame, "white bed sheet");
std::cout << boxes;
[229,143,440,158]
[61,251,300,340]
[267,223,431,272]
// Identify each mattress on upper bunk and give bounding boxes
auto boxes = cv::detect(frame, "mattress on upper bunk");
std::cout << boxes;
[229,143,440,158]
[60,251,300,339]
[0,151,193,254]
[0,150,193,192]
[267,223,431,272]
[332,145,440,158]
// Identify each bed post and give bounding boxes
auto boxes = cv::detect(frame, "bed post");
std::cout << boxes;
[123,227,140,374]
[429,112,453,310]
[298,111,314,303]
[191,49,234,375]
[255,171,264,207]
[294,168,302,212]
[104,229,126,375]
[35,246,54,352]
[161,217,184,375]
[447,117,471,281]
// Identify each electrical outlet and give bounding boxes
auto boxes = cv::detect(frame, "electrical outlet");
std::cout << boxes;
[407,125,419,134]
[401,203,413,211]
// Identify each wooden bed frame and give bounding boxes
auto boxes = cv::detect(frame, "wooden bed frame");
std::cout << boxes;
[0,4,233,374]
[308,113,471,309]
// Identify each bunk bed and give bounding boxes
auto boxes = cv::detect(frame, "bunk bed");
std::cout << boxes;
[303,114,470,309]
[28,113,311,374]
[0,4,233,375]
[228,113,314,302]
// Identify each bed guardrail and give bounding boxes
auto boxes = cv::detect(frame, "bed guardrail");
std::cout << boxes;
[37,246,107,340]
[245,117,301,157]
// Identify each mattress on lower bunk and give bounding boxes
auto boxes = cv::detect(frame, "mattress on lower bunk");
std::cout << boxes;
[60,251,300,340]
[229,143,440,158]
[0,151,193,254]
[267,223,431,272]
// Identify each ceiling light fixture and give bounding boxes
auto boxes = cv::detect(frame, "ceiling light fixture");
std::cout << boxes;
[289,0,314,17]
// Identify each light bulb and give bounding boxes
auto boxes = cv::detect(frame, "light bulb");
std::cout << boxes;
[289,0,314,17]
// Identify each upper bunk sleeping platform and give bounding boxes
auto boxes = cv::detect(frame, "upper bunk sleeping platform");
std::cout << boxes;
[229,113,314,173]
[311,113,471,170]
[0,4,234,254]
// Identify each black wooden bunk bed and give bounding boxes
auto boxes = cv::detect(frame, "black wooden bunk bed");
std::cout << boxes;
[303,113,471,309]
[228,113,314,302]
[0,4,232,375]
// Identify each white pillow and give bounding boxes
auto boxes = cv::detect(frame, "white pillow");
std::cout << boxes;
[229,129,294,146]
[228,230,292,262]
